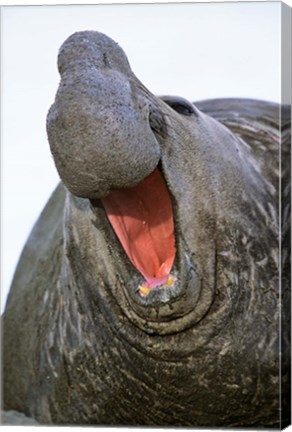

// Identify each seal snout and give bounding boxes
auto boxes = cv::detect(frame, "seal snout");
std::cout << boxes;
[47,31,162,200]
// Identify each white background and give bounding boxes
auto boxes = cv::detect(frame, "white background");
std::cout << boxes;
[0,0,288,312]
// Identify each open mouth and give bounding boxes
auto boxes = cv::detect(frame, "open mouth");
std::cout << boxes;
[100,167,177,297]
[88,163,207,333]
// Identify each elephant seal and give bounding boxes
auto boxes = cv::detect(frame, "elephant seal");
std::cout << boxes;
[3,31,291,427]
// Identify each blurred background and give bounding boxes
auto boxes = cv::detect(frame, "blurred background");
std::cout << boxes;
[1,2,284,311]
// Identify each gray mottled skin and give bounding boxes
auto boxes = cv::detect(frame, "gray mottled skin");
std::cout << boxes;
[3,31,291,427]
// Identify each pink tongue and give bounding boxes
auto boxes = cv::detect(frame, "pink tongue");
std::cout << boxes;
[101,168,176,287]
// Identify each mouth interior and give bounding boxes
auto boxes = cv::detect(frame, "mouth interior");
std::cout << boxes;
[101,168,176,288]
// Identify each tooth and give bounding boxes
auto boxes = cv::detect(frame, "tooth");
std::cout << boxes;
[167,275,176,286]
[139,285,152,297]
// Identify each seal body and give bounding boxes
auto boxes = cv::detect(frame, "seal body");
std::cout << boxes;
[3,31,291,427]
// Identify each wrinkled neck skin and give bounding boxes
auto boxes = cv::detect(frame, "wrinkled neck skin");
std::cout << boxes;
[47,32,278,359]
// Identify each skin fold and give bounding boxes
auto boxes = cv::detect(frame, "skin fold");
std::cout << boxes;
[3,31,291,427]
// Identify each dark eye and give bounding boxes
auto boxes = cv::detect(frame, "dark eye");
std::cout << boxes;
[161,96,197,117]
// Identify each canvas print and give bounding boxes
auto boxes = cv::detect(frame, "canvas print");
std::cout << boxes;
[1,2,291,428]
